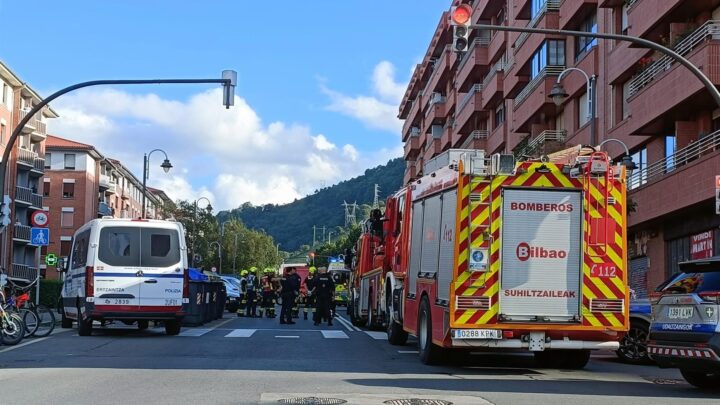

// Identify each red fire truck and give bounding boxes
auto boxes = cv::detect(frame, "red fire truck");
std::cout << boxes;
[350,148,629,368]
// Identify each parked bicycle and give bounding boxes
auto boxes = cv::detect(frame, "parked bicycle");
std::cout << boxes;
[0,267,55,342]
[0,289,25,345]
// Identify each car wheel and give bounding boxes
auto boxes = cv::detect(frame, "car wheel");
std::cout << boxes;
[137,320,149,330]
[617,320,650,364]
[680,369,720,389]
[77,306,93,337]
[165,320,181,336]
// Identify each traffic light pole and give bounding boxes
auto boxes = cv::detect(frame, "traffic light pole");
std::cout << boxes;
[469,24,720,108]
[0,76,236,230]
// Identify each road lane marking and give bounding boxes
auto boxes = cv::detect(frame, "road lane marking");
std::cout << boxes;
[275,335,299,338]
[364,331,388,340]
[225,329,257,338]
[0,336,50,354]
[333,315,355,332]
[178,328,213,337]
[398,350,419,354]
[335,314,361,331]
[321,330,349,339]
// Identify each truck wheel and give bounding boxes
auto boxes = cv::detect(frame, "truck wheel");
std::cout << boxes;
[137,320,149,330]
[535,350,590,369]
[60,305,73,329]
[418,296,443,365]
[680,369,720,389]
[349,303,366,327]
[77,306,93,337]
[165,320,181,336]
[617,320,650,364]
[386,294,408,345]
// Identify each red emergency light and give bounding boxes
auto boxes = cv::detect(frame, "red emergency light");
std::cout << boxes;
[451,4,472,26]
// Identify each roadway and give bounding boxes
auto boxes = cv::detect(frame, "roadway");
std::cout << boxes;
[0,311,718,404]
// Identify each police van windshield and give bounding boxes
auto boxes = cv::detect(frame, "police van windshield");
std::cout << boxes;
[98,226,180,267]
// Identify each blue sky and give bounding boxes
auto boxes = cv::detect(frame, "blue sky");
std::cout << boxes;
[0,1,449,209]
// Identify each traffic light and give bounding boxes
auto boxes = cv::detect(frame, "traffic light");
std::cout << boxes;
[450,4,473,52]
[0,195,11,229]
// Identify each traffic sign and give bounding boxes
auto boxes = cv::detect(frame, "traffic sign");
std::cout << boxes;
[31,210,49,227]
[45,253,58,266]
[30,227,50,246]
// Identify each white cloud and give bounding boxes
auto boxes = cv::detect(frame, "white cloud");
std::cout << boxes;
[321,60,409,135]
[47,87,396,210]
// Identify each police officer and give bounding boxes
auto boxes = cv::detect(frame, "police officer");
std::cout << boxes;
[313,266,335,326]
[303,267,317,320]
[245,267,258,318]
[279,267,300,324]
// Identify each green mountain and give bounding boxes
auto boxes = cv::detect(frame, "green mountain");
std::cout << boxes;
[217,158,405,251]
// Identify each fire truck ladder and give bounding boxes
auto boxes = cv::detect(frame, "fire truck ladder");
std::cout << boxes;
[583,152,615,258]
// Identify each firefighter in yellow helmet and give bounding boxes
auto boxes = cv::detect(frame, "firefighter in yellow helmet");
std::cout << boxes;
[244,267,259,317]
[260,268,278,318]
[303,266,317,320]
[236,269,249,317]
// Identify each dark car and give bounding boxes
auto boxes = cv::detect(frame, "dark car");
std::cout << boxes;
[648,257,720,389]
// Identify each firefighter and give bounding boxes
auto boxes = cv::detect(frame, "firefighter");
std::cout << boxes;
[303,267,317,320]
[279,267,300,324]
[290,267,302,319]
[313,266,335,326]
[245,267,258,318]
[260,268,278,318]
[236,269,248,317]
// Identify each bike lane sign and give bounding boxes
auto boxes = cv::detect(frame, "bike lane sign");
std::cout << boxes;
[31,227,50,246]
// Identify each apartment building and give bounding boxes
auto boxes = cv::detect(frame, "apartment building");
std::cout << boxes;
[400,0,720,297]
[1,60,57,282]
[42,135,165,279]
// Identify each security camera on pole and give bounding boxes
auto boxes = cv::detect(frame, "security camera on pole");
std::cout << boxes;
[450,4,472,53]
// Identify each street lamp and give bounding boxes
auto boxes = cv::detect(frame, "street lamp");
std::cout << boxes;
[548,68,597,146]
[190,197,213,266]
[0,71,237,236]
[209,241,222,275]
[142,149,172,218]
[598,138,638,172]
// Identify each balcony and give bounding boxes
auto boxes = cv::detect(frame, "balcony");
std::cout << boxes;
[461,129,490,150]
[12,224,31,243]
[15,186,43,208]
[482,58,507,109]
[514,0,561,51]
[10,263,39,284]
[628,129,720,227]
[559,0,599,30]
[513,66,566,131]
[627,0,683,38]
[424,45,452,95]
[423,95,447,132]
[440,124,452,150]
[404,135,421,160]
[423,138,442,163]
[456,36,490,91]
[454,84,486,135]
[98,202,114,217]
[474,0,505,20]
[31,157,45,176]
[16,147,36,168]
[628,21,720,98]
[488,121,507,154]
[19,109,36,134]
[488,31,507,63]
[516,130,568,158]
[503,58,530,100]
[18,109,47,141]
[402,95,423,141]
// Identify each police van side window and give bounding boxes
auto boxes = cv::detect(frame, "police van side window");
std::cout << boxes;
[141,228,180,268]
[70,229,91,269]
[98,227,141,267]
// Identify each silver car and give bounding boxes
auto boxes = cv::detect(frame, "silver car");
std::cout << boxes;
[648,258,720,389]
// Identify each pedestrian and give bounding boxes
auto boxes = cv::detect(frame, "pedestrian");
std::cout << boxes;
[245,267,258,318]
[313,266,334,326]
[279,267,300,324]
[303,267,317,320]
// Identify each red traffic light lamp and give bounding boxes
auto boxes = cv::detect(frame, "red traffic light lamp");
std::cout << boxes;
[450,4,472,26]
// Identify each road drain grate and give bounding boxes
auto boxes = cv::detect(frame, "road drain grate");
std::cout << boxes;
[278,398,347,405]
[384,400,453,405]
[650,378,685,385]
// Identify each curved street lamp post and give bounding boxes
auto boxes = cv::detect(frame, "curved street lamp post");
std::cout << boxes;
[142,148,172,218]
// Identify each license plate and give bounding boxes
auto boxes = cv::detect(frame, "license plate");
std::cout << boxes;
[452,329,502,339]
[668,306,694,319]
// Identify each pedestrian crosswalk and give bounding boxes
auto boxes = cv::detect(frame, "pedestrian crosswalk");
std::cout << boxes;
[177,328,381,340]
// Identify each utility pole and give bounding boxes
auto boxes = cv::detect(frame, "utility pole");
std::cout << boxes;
[233,234,238,273]
[312,225,317,247]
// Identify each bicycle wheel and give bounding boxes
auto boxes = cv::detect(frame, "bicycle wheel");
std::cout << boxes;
[32,305,56,337]
[21,308,39,337]
[1,313,25,345]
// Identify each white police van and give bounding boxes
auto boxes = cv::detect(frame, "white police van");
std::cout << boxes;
[59,218,189,336]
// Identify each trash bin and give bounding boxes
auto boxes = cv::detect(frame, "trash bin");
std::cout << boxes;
[182,269,209,327]
[216,283,227,319]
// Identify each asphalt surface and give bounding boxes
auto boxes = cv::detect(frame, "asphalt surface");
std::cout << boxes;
[1,310,719,405]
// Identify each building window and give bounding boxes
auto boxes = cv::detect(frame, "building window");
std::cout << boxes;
[576,13,597,59]
[62,182,75,199]
[64,153,76,170]
[0,123,5,144]
[44,153,51,169]
[531,0,547,19]
[578,92,590,127]
[629,146,648,190]
[622,80,631,120]
[494,104,506,127]
[43,182,50,197]
[61,210,74,228]
[531,40,565,79]
[621,4,629,35]
[60,240,72,257]
[665,135,677,172]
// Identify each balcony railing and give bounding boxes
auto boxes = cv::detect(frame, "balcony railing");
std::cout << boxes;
[458,84,483,112]
[629,21,720,97]
[514,66,565,107]
[10,263,39,284]
[424,95,447,118]
[17,147,36,166]
[514,0,561,50]
[516,129,567,157]
[483,56,511,88]
[16,186,43,208]
[457,35,491,72]
[13,224,31,242]
[471,129,489,140]
[628,129,720,190]
[424,45,451,95]
[32,157,45,172]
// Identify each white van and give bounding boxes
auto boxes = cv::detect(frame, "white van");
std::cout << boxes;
[60,218,189,336]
